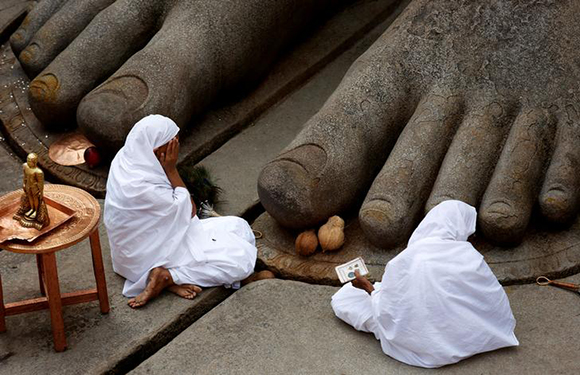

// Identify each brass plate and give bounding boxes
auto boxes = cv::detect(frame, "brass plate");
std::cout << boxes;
[0,195,75,243]
[48,133,95,166]
[0,185,100,254]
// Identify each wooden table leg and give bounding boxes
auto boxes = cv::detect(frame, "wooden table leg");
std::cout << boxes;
[36,254,46,296]
[42,252,67,352]
[0,271,6,333]
[89,229,110,314]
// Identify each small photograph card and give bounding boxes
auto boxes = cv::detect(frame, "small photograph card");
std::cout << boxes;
[335,257,368,283]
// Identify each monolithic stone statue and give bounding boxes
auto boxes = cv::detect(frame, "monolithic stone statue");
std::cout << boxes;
[10,0,339,154]
[13,153,50,230]
[258,0,580,247]
[9,0,580,247]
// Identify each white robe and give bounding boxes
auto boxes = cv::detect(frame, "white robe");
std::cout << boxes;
[104,115,256,297]
[331,200,519,368]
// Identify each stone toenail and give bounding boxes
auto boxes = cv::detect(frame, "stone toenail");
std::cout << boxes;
[360,200,408,247]
[19,43,39,63]
[274,144,327,176]
[542,188,569,211]
[89,75,149,111]
[481,201,522,233]
[11,30,23,41]
[360,209,389,232]
[484,201,513,217]
[29,74,60,103]
[360,200,395,225]
[546,186,567,197]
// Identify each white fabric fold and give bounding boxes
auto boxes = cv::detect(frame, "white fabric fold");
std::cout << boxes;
[332,200,519,368]
[104,115,256,297]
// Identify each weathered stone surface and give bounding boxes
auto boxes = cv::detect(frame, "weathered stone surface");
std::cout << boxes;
[132,278,580,374]
[13,0,114,77]
[0,0,29,43]
[0,0,406,198]
[254,211,580,286]
[12,0,361,153]
[0,203,233,374]
[258,0,580,247]
[0,137,22,194]
[0,63,24,195]
[199,1,410,218]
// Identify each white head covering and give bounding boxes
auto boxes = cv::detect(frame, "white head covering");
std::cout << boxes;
[332,200,518,368]
[408,200,476,245]
[107,115,179,191]
[111,114,179,187]
[104,115,206,296]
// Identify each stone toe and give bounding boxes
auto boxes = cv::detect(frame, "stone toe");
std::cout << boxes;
[359,199,408,248]
[479,200,527,245]
[258,145,328,229]
[77,76,149,154]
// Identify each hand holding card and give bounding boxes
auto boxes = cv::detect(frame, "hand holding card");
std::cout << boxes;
[352,269,374,294]
[335,257,369,283]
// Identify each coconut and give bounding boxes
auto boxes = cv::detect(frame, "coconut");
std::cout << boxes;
[295,229,318,256]
[318,215,345,252]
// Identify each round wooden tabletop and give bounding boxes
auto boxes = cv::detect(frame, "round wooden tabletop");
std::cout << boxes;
[0,185,101,254]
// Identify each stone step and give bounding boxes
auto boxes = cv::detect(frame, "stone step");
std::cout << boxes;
[0,130,23,195]
[131,277,580,374]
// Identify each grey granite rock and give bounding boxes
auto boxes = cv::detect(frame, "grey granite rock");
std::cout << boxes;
[259,0,580,246]
[131,278,580,374]
[12,0,349,154]
[0,0,404,198]
[0,137,22,194]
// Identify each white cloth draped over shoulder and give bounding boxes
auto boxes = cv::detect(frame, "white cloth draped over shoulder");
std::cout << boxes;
[104,115,256,297]
[331,200,519,368]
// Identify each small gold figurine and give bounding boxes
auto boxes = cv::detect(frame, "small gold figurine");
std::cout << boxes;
[13,153,50,230]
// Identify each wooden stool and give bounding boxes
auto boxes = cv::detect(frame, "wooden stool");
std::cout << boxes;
[0,184,110,352]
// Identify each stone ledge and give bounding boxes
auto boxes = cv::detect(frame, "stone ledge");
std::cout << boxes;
[131,278,580,374]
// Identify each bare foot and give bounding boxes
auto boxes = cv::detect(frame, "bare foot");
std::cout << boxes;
[128,267,174,309]
[168,284,202,300]
[242,270,276,286]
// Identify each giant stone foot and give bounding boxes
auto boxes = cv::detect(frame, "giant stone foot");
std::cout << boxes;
[258,0,580,246]
[10,0,338,154]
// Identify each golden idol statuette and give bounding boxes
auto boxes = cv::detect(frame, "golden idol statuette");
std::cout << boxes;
[13,153,50,230]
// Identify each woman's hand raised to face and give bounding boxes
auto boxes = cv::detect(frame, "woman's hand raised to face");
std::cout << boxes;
[156,138,179,172]
[155,137,189,192]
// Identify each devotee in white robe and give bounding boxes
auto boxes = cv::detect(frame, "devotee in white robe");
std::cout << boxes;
[104,114,258,307]
[331,200,519,368]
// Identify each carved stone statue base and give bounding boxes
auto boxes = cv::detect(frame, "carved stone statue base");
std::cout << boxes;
[254,212,580,286]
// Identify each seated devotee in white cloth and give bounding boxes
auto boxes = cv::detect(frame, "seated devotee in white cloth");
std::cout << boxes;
[105,114,268,308]
[331,200,519,368]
